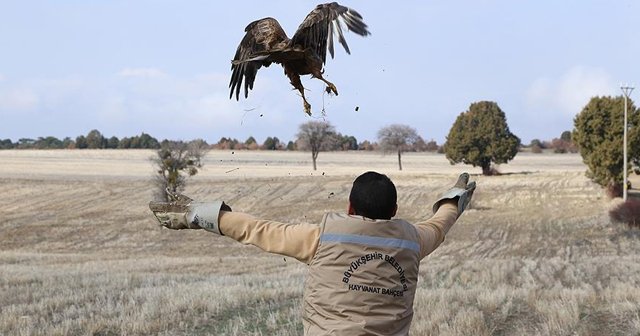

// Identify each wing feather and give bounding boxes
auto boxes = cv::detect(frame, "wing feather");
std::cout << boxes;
[229,18,288,100]
[327,21,334,58]
[291,2,370,64]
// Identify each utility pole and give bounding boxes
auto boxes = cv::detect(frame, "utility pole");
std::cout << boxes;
[621,85,635,201]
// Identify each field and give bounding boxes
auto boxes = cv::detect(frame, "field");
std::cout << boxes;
[1,149,640,336]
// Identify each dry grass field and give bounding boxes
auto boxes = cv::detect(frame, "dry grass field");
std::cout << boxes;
[1,149,640,336]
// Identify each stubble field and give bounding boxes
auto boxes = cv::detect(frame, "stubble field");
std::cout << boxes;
[1,149,640,335]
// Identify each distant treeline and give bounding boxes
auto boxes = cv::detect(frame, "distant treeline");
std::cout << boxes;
[1,128,575,153]
[1,129,442,152]
[1,130,161,150]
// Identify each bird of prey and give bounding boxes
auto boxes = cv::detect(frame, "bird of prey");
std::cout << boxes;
[229,2,370,115]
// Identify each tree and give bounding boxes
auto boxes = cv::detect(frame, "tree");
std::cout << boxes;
[296,121,338,170]
[444,101,520,175]
[529,139,544,154]
[377,124,420,171]
[245,136,257,146]
[188,138,209,152]
[117,133,160,149]
[61,137,75,149]
[358,140,377,151]
[17,138,35,149]
[245,136,259,150]
[216,137,239,150]
[75,135,88,149]
[573,96,640,194]
[424,139,439,152]
[263,136,281,150]
[106,136,120,149]
[530,139,544,149]
[118,137,131,149]
[86,129,106,149]
[411,136,435,152]
[338,135,358,150]
[137,133,160,149]
[34,136,63,149]
[0,139,14,149]
[152,140,209,201]
[547,130,577,154]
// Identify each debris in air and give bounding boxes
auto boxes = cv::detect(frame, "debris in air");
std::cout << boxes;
[355,106,359,111]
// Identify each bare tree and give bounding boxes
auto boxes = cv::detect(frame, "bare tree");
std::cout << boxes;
[296,121,338,170]
[377,124,420,171]
[152,139,209,201]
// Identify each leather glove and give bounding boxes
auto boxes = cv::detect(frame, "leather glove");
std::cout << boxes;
[149,189,231,234]
[432,173,476,217]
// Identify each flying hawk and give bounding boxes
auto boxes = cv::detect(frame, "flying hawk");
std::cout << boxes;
[229,2,370,115]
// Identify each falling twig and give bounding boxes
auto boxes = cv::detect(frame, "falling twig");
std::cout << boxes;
[240,106,260,125]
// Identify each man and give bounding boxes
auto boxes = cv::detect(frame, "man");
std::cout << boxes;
[150,171,475,335]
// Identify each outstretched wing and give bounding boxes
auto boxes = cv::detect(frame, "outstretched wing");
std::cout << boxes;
[229,18,288,100]
[290,2,370,65]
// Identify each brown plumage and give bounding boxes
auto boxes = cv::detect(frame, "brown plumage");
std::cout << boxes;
[229,2,370,115]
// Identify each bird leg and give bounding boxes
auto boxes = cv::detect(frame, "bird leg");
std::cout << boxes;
[322,79,338,96]
[311,69,338,96]
[301,94,311,115]
[288,71,312,115]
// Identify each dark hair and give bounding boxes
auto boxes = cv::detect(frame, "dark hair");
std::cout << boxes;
[349,171,397,220]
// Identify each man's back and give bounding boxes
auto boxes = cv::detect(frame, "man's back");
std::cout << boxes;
[304,213,421,335]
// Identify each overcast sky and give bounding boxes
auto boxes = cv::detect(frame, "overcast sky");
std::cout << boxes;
[1,1,638,144]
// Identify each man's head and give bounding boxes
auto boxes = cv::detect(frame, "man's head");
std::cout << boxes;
[348,171,397,220]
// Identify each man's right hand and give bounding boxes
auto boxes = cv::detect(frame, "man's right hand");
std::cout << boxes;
[149,199,200,230]
[149,189,231,234]
[432,173,476,216]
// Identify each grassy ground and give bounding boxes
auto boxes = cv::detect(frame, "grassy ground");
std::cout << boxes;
[1,150,639,335]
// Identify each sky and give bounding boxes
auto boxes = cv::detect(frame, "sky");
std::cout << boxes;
[1,1,638,145]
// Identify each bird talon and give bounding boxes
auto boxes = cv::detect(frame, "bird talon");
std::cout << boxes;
[326,84,338,96]
[304,101,312,116]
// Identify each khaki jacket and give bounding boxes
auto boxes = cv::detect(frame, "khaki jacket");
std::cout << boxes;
[218,202,459,335]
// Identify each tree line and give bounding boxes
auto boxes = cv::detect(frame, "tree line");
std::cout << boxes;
[0,128,441,152]
[2,127,568,154]
[0,130,161,150]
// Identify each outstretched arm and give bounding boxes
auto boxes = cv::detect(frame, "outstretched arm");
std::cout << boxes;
[415,201,458,258]
[149,191,320,264]
[219,211,320,264]
[415,173,476,259]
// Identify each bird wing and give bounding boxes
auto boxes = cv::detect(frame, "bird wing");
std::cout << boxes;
[229,18,289,100]
[290,3,370,65]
